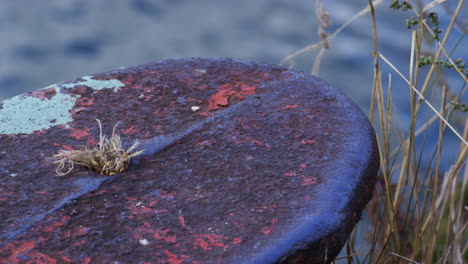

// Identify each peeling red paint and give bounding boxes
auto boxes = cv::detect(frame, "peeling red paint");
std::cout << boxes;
[83,257,92,264]
[129,203,168,215]
[124,125,142,134]
[232,238,242,245]
[72,239,86,247]
[76,97,94,106]
[30,87,56,99]
[194,237,211,250]
[52,143,74,151]
[238,83,256,97]
[198,111,213,117]
[208,87,236,110]
[300,176,318,186]
[283,104,298,110]
[143,94,155,101]
[178,216,186,227]
[301,139,316,145]
[208,83,256,110]
[261,226,272,235]
[75,226,89,237]
[0,240,57,264]
[185,96,203,104]
[45,221,64,232]
[199,139,216,147]
[69,127,91,140]
[3,240,35,263]
[156,190,175,199]
[33,130,47,135]
[61,255,73,262]
[154,229,177,243]
[194,234,229,251]
[26,252,58,264]
[71,107,88,115]
[164,250,189,264]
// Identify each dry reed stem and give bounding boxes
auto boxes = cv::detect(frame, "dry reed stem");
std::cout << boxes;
[280,0,384,67]
[389,252,422,264]
[365,0,467,263]
[285,0,466,262]
[311,0,331,76]
[417,0,465,110]
[378,52,468,146]
[407,1,468,83]
[422,0,448,12]
[49,119,144,176]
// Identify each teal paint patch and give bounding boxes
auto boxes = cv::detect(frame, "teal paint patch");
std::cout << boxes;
[62,76,125,92]
[0,86,77,134]
[0,76,125,135]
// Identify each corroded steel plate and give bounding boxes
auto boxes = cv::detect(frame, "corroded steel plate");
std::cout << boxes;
[0,58,379,263]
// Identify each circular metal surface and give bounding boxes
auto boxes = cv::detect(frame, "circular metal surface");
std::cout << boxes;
[0,58,379,263]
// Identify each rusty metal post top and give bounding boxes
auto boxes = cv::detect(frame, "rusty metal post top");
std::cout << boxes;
[0,57,379,264]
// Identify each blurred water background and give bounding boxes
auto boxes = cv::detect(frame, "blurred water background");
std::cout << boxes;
[0,0,466,260]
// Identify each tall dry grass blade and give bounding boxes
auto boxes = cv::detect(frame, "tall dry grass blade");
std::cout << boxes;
[388,252,422,264]
[368,0,380,123]
[418,0,465,106]
[392,31,419,225]
[311,47,326,76]
[383,74,392,165]
[390,86,466,158]
[97,119,104,151]
[311,0,332,76]
[419,19,468,82]
[422,0,448,12]
[333,252,366,261]
[378,52,468,146]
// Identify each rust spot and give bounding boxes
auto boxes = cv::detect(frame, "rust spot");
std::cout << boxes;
[30,87,57,100]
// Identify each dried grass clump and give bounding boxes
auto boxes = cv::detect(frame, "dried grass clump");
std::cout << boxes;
[50,119,144,176]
